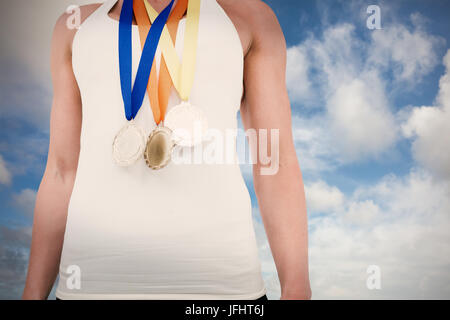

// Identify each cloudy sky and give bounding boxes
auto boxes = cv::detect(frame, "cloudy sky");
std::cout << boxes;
[1,0,450,300]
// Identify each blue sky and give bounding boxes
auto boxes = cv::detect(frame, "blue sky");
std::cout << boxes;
[1,0,450,299]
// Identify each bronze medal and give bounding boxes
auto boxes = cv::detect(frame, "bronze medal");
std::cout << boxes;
[144,126,174,170]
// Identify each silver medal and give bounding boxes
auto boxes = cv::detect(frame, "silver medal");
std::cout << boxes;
[112,120,146,166]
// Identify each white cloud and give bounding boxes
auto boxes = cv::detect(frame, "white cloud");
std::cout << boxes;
[292,114,341,173]
[254,168,449,298]
[309,24,398,160]
[308,168,450,299]
[286,15,442,165]
[326,72,398,161]
[369,13,443,83]
[0,225,32,299]
[0,70,52,131]
[344,200,380,225]
[306,24,363,88]
[0,155,12,185]
[13,189,37,217]
[0,134,49,177]
[286,45,311,104]
[305,180,345,213]
[401,50,450,179]
[288,24,399,163]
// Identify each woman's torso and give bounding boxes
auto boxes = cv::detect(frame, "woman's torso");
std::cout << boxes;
[55,0,266,300]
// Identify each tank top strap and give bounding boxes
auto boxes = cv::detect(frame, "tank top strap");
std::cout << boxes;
[72,0,118,34]
[97,0,119,17]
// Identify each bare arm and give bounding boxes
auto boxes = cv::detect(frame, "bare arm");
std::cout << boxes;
[240,1,311,300]
[22,11,85,300]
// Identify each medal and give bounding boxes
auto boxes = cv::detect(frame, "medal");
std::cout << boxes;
[143,125,175,170]
[113,0,175,166]
[112,120,147,166]
[144,0,207,148]
[134,0,187,170]
[134,0,203,169]
[164,100,208,147]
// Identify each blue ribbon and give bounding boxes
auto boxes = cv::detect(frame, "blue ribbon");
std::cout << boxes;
[119,0,175,121]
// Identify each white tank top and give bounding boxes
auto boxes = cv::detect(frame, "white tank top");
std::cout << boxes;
[56,0,266,300]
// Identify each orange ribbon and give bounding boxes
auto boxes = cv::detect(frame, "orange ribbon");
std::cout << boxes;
[133,0,188,125]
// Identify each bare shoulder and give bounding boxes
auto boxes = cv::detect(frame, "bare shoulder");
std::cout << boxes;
[217,0,285,55]
[239,0,279,24]
[217,0,277,23]
[52,3,103,56]
[244,0,285,51]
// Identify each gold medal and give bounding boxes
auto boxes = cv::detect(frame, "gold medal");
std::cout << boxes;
[165,101,208,147]
[144,125,174,170]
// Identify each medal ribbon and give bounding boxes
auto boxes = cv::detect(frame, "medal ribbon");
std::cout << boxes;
[119,0,175,121]
[133,0,188,124]
[144,0,201,102]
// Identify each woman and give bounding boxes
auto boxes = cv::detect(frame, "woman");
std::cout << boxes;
[22,0,311,300]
